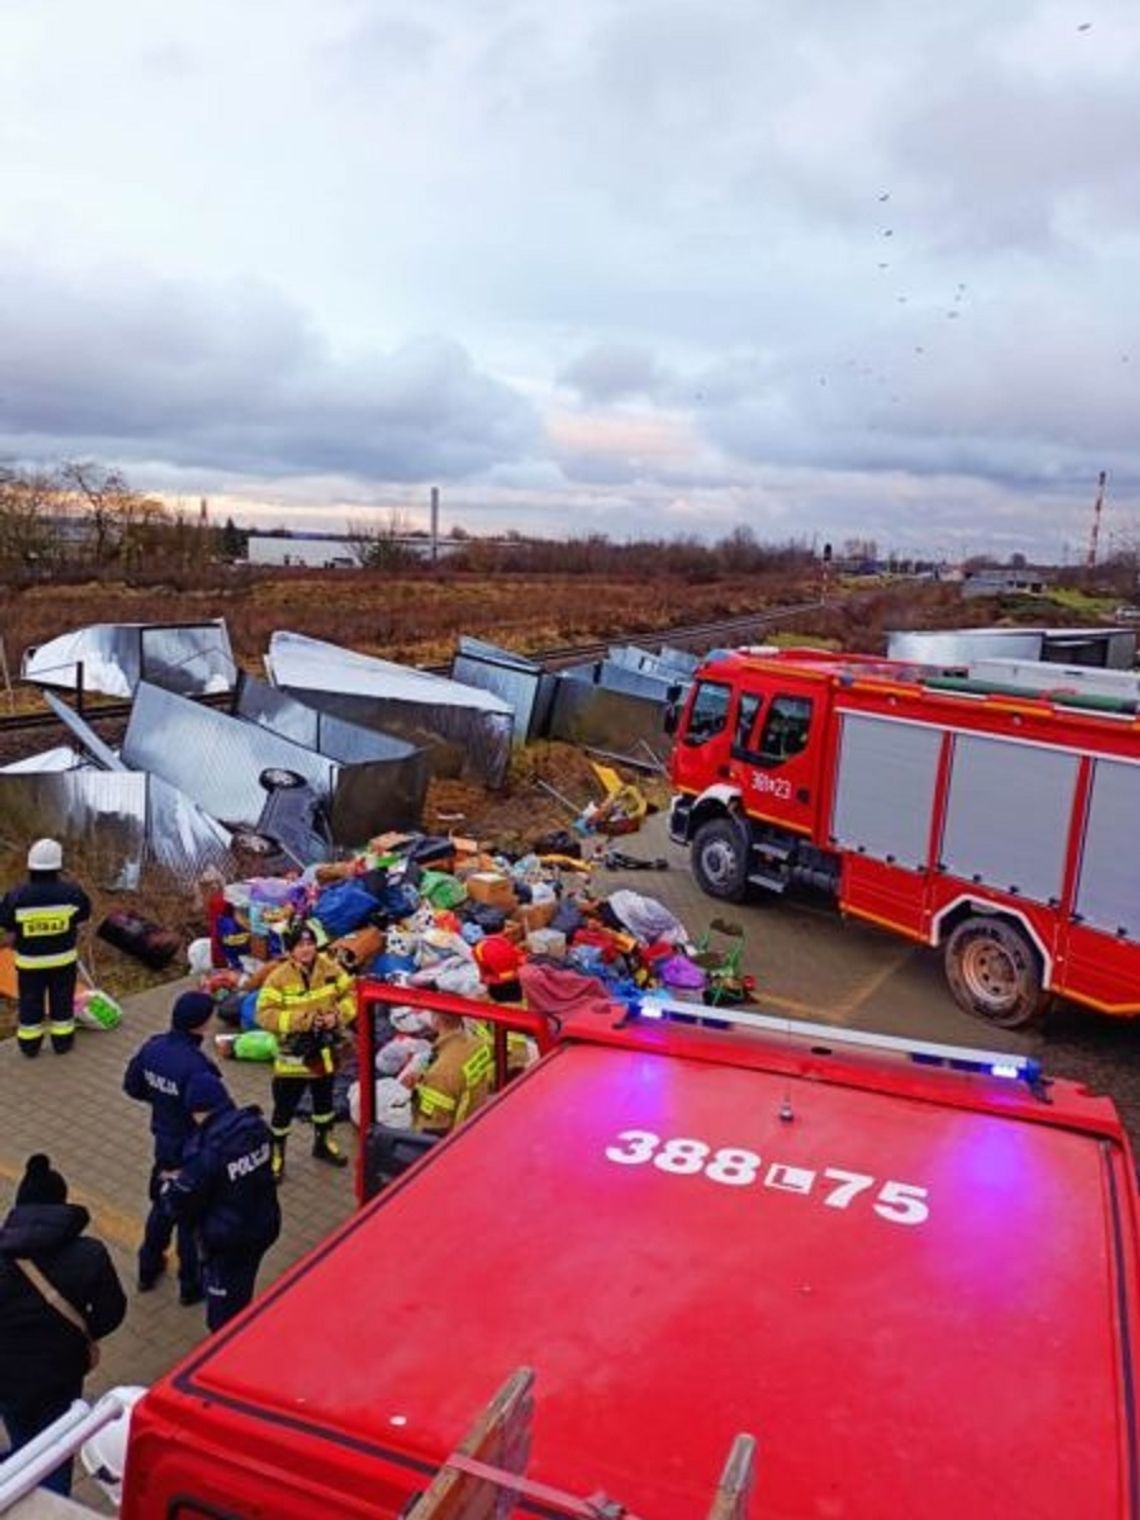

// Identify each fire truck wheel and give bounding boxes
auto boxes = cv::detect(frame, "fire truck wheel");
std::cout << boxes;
[692,818,749,902]
[943,917,1046,1029]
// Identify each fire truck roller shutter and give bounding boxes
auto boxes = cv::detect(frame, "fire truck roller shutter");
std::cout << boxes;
[831,713,942,867]
[691,813,750,902]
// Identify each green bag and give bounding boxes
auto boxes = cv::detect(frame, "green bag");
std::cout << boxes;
[233,1029,278,1062]
[419,870,467,910]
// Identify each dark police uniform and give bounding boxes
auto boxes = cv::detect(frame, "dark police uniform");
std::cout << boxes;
[164,1105,282,1332]
[123,1031,220,1299]
[0,877,91,1056]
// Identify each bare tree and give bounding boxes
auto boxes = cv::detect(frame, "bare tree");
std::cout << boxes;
[0,464,64,566]
[346,508,419,570]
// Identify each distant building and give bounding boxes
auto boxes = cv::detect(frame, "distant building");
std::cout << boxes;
[246,534,363,569]
[962,567,1050,599]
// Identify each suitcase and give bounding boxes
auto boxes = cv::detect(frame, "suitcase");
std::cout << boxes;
[97,909,181,970]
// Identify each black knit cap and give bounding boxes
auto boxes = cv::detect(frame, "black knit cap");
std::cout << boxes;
[16,1153,68,1206]
[171,991,215,1032]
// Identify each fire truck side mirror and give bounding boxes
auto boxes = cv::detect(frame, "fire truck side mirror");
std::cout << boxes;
[663,701,680,737]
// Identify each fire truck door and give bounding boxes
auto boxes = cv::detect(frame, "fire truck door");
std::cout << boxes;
[734,687,821,834]
[673,677,736,795]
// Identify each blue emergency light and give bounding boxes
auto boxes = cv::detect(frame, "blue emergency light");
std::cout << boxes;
[618,996,1045,1094]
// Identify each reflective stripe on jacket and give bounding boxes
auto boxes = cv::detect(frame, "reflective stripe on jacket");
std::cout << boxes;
[413,1029,494,1134]
[255,954,355,1078]
[0,880,91,972]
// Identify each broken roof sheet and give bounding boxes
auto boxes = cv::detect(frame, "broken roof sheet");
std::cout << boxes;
[266,631,512,715]
[22,621,236,699]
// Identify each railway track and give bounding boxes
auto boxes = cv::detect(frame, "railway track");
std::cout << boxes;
[0,600,825,740]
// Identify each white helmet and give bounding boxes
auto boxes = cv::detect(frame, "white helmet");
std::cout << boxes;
[28,838,63,871]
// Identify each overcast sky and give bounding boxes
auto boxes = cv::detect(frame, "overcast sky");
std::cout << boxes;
[2,0,1139,558]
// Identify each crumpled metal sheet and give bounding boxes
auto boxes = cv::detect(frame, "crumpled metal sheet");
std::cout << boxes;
[234,675,430,837]
[267,631,512,788]
[22,621,235,698]
[126,679,428,848]
[267,631,512,713]
[562,659,686,703]
[451,636,546,744]
[0,746,82,774]
[546,677,670,769]
[607,644,698,682]
[124,682,337,836]
[146,774,235,882]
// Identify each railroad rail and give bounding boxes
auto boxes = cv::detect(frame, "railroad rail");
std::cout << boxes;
[0,600,824,739]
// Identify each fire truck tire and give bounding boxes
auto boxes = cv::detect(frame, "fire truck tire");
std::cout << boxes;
[691,818,749,902]
[943,917,1046,1029]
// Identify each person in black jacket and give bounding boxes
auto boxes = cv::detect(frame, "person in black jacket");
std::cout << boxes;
[0,1154,126,1495]
[123,989,220,1303]
[163,1073,282,1333]
[0,839,91,1057]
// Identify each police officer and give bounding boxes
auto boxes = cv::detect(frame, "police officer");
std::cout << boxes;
[123,990,220,1304]
[0,839,91,1057]
[162,1073,281,1332]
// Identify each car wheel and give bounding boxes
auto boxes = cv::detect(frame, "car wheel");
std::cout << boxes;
[231,829,280,858]
[259,768,306,792]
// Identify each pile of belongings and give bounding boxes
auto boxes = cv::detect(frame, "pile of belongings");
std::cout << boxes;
[188,826,750,1122]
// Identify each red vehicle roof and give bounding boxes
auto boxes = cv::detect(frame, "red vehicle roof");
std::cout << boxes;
[159,1035,1139,1519]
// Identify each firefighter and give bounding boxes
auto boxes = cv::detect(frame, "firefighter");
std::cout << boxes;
[0,839,91,1058]
[408,1012,494,1135]
[255,922,356,1181]
[123,990,220,1303]
[161,1073,281,1333]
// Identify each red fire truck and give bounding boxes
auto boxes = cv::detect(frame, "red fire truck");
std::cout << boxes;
[668,646,1140,1027]
[117,984,1140,1520]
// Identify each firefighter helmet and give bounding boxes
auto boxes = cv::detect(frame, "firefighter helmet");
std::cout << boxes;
[27,837,63,871]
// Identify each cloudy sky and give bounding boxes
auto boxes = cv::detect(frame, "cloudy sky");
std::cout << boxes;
[2,0,1139,557]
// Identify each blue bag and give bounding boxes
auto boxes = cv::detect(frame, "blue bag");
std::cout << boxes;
[314,879,382,938]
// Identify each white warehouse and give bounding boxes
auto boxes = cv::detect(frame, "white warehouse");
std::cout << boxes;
[246,534,363,569]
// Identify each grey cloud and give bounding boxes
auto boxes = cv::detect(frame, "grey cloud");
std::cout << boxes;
[559,343,665,402]
[0,262,538,483]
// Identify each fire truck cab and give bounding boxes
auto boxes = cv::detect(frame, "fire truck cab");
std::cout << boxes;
[117,985,1140,1520]
[669,647,1140,1027]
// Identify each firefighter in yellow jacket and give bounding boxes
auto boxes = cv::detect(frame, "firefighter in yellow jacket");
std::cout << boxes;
[407,1012,494,1135]
[255,923,355,1181]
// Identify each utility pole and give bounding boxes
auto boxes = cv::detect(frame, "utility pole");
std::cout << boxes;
[430,486,440,565]
[1087,470,1107,568]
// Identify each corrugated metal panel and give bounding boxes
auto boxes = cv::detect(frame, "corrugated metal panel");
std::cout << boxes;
[145,774,236,883]
[831,714,941,869]
[0,771,148,888]
[608,645,698,684]
[1075,759,1140,940]
[940,734,1079,903]
[123,682,337,831]
[235,677,321,748]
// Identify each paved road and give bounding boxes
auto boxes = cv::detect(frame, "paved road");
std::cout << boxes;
[601,816,1140,1153]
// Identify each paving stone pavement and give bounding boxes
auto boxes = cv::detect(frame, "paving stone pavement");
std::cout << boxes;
[0,972,356,1507]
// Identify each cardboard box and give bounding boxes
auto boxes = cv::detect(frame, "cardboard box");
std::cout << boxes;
[466,872,517,910]
[516,900,557,934]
